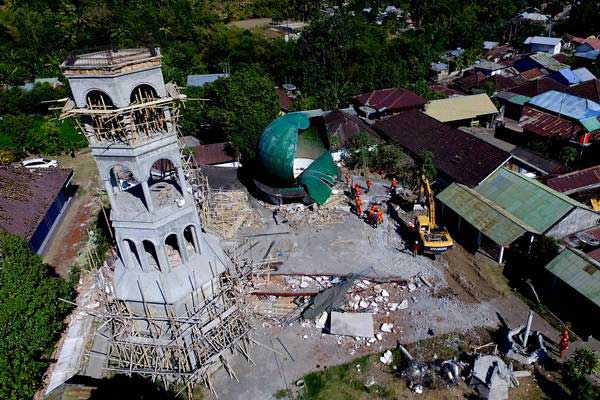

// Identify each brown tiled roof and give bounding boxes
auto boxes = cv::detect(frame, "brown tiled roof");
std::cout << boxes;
[0,167,72,241]
[454,72,487,92]
[486,44,514,60]
[324,109,382,148]
[354,88,427,113]
[552,53,569,64]
[191,142,235,165]
[519,106,581,140]
[429,84,464,97]
[511,77,567,98]
[546,165,600,194]
[567,79,600,102]
[520,67,544,80]
[374,110,510,187]
[485,74,524,91]
[276,88,294,110]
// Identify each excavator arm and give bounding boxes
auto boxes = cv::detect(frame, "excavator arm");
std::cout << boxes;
[419,174,436,228]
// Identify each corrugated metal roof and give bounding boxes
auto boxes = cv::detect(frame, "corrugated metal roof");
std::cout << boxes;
[354,88,427,112]
[186,73,229,87]
[424,94,498,122]
[567,79,600,102]
[519,106,581,140]
[528,90,600,121]
[529,53,569,72]
[573,67,596,82]
[437,183,535,245]
[475,168,581,233]
[508,94,531,105]
[525,36,561,46]
[546,165,600,194]
[545,248,600,307]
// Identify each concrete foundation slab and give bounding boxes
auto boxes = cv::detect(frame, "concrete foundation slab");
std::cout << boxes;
[329,311,374,338]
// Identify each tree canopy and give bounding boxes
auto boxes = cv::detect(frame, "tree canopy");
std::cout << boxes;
[0,232,72,400]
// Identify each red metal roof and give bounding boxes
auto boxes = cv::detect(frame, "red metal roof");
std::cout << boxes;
[546,165,600,194]
[191,142,235,165]
[374,110,510,187]
[519,106,581,140]
[0,167,72,241]
[583,38,600,51]
[354,88,427,113]
[567,79,600,102]
[552,53,569,64]
[519,68,544,81]
[511,77,567,98]
[486,44,514,60]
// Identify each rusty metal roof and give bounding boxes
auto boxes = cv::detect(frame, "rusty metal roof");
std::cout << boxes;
[546,165,600,194]
[354,88,427,112]
[437,183,536,245]
[545,248,600,307]
[0,167,72,241]
[475,167,584,234]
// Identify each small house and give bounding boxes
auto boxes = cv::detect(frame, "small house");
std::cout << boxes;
[424,94,499,127]
[524,36,562,55]
[353,88,427,119]
[0,167,73,253]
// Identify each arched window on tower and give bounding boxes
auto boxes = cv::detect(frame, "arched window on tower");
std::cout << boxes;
[129,84,166,138]
[147,158,184,207]
[143,240,160,271]
[165,234,182,267]
[184,225,197,254]
[123,239,142,270]
[85,90,122,142]
[109,165,150,213]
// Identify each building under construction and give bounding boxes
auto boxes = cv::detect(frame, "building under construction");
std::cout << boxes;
[59,47,260,396]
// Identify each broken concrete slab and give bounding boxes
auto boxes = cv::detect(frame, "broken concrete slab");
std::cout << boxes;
[329,311,374,338]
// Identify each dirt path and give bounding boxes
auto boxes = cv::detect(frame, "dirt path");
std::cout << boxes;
[42,150,100,277]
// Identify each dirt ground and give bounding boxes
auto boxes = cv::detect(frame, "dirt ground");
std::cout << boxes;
[42,150,101,276]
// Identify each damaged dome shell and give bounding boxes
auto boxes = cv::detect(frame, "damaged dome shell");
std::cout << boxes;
[257,112,339,205]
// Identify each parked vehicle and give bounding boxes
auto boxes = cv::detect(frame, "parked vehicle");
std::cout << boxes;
[21,158,58,169]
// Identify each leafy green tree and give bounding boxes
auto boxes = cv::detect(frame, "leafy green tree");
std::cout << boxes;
[566,349,600,400]
[0,232,72,400]
[200,68,280,160]
[346,132,377,170]
[420,150,437,180]
[412,80,446,100]
[558,146,578,166]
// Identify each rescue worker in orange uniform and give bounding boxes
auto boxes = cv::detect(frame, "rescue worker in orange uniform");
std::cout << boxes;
[390,177,398,193]
[354,183,362,198]
[366,178,373,193]
[377,209,383,226]
[355,197,363,217]
[370,205,379,227]
[559,329,570,358]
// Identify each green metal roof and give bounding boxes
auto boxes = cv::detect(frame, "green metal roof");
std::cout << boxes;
[257,112,310,183]
[581,116,600,132]
[437,183,537,246]
[545,248,600,307]
[298,152,339,205]
[507,94,531,106]
[475,168,581,233]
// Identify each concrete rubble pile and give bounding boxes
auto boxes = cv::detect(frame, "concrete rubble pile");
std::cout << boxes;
[501,311,547,365]
[250,272,436,353]
[468,355,530,400]
[395,344,468,394]
[261,192,349,229]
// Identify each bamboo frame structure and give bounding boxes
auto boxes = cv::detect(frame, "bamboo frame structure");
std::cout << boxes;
[94,249,275,399]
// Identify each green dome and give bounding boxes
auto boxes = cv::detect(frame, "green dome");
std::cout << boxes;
[257,112,339,205]
[257,112,310,183]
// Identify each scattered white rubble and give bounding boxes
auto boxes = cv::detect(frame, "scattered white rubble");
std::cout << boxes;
[381,323,394,333]
[380,350,393,365]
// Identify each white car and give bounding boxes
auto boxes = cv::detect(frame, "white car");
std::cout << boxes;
[22,158,58,169]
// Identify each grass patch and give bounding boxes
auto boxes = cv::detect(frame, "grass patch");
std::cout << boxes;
[0,133,14,147]
[56,118,87,148]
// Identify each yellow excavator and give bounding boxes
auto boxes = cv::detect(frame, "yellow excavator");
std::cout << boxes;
[415,174,453,256]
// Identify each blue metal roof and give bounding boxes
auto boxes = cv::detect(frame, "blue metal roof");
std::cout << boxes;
[551,68,580,85]
[573,67,596,82]
[529,90,600,122]
[186,73,229,87]
[575,50,600,61]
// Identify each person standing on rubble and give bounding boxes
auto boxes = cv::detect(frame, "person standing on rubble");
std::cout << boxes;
[366,178,372,193]
[345,172,351,188]
[413,240,419,257]
[355,196,363,217]
[390,177,398,194]
[559,329,569,358]
[354,183,362,198]
[377,208,383,226]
